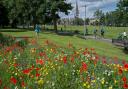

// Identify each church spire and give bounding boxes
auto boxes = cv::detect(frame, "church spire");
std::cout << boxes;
[75,0,79,18]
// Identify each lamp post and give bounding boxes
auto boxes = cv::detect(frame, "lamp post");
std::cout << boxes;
[81,0,89,37]
[82,4,87,37]
[83,5,87,37]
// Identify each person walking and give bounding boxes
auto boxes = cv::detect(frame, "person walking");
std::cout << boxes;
[123,30,127,40]
[101,27,105,38]
[35,24,41,39]
[94,29,98,39]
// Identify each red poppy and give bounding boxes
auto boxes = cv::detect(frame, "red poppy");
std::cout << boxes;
[95,55,99,60]
[6,47,11,52]
[123,83,128,89]
[71,57,74,62]
[23,69,31,74]
[63,56,67,64]
[122,77,127,83]
[102,57,107,64]
[87,51,90,55]
[118,68,123,75]
[102,60,107,64]
[10,77,17,85]
[21,81,25,87]
[39,52,45,57]
[39,60,44,65]
[13,63,18,67]
[80,62,87,74]
[82,62,87,71]
[31,39,37,45]
[93,60,97,65]
[36,72,40,77]
[31,65,35,69]
[36,59,40,64]
[85,48,88,51]
[0,79,2,85]
[36,67,41,71]
[36,59,44,65]
[124,63,128,70]
[83,51,87,55]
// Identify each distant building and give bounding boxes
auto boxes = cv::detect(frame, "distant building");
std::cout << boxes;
[89,18,99,25]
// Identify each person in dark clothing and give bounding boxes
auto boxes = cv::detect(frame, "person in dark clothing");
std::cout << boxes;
[94,29,98,39]
[101,28,105,38]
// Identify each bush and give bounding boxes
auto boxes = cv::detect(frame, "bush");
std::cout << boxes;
[74,30,80,34]
[0,33,28,48]
[16,38,28,48]
[0,33,15,46]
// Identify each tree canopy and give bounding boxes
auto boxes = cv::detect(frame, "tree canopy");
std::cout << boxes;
[94,0,128,27]
[0,1,9,28]
[2,0,73,30]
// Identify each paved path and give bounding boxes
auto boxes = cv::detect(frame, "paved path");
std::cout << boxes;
[85,36,112,43]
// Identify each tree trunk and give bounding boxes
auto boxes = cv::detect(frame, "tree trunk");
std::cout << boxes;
[43,24,45,30]
[53,18,57,33]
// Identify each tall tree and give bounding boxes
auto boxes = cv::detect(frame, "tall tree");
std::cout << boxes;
[115,0,128,26]
[0,1,9,28]
[48,0,72,32]
[3,0,47,28]
[94,9,104,25]
[3,0,72,29]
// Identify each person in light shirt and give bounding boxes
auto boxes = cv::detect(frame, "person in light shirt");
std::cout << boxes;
[123,30,127,40]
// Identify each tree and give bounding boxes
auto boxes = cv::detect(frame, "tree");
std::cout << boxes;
[94,9,103,19]
[3,0,72,30]
[85,18,90,25]
[93,0,128,27]
[94,9,104,25]
[3,0,47,28]
[48,0,72,32]
[0,1,9,28]
[115,0,128,26]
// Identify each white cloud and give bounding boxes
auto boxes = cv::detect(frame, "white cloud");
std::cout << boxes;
[60,0,120,18]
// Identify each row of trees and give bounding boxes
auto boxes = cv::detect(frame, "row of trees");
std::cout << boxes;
[0,0,72,31]
[58,18,90,26]
[0,1,9,27]
[94,0,128,27]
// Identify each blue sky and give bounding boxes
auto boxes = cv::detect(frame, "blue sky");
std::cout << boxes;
[60,0,120,18]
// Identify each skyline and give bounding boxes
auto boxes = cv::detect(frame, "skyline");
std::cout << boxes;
[60,0,120,18]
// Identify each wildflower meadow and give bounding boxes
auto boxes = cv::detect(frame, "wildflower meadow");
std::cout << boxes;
[0,33,128,89]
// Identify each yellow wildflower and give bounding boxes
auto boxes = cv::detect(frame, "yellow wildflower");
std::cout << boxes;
[15,73,18,76]
[114,80,117,84]
[109,86,113,89]
[83,82,86,87]
[92,80,96,83]
[101,78,105,84]
[87,85,90,88]
[38,78,44,85]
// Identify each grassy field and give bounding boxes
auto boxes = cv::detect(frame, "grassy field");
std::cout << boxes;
[47,25,128,39]
[1,28,128,60]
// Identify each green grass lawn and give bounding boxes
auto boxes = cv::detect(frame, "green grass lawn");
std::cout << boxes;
[47,25,128,39]
[1,29,128,60]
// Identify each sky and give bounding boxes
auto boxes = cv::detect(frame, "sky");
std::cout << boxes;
[60,0,120,18]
